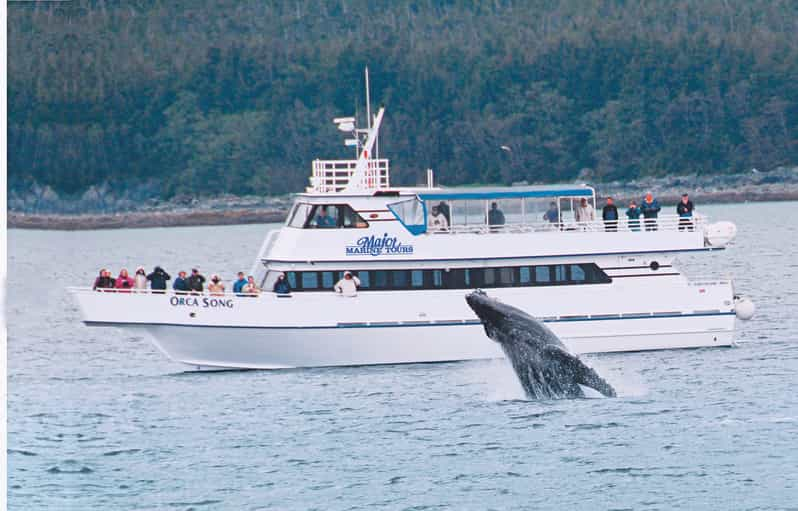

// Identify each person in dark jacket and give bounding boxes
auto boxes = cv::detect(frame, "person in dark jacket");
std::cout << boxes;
[601,197,619,232]
[173,271,190,293]
[147,266,171,292]
[487,202,506,230]
[676,193,694,231]
[272,273,291,295]
[232,272,247,295]
[437,201,451,225]
[93,269,115,290]
[626,201,641,231]
[640,193,661,231]
[187,268,206,293]
[543,202,560,226]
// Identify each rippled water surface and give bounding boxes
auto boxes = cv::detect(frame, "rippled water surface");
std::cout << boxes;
[7,203,798,510]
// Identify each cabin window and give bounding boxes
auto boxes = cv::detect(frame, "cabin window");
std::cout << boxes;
[286,271,298,289]
[411,270,424,288]
[321,272,335,289]
[374,270,389,289]
[301,204,368,229]
[483,268,497,286]
[355,271,370,288]
[392,270,409,288]
[301,272,319,289]
[535,266,551,283]
[519,267,532,284]
[499,267,515,286]
[553,265,568,282]
[287,203,314,228]
[571,265,586,282]
[388,198,427,235]
[432,270,444,288]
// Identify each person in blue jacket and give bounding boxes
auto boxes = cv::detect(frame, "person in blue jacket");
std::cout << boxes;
[272,273,291,294]
[640,192,661,231]
[626,200,641,231]
[315,206,336,228]
[172,271,190,293]
[232,271,247,295]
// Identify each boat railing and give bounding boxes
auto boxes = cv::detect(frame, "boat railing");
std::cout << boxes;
[308,158,390,193]
[428,213,706,235]
[68,287,268,297]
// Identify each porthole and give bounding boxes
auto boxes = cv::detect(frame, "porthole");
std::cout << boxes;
[650,261,660,271]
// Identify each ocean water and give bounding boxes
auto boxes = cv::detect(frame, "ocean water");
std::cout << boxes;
[7,202,798,510]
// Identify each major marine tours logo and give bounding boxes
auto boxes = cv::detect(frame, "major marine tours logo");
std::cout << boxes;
[346,233,414,257]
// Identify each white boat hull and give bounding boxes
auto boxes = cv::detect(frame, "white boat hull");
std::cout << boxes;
[71,265,738,370]
[101,313,734,370]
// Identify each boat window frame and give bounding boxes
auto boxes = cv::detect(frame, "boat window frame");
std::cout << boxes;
[387,197,428,235]
[286,203,370,229]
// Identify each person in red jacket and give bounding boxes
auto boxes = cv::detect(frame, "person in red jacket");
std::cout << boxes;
[115,268,135,291]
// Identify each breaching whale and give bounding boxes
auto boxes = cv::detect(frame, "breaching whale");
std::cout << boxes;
[465,290,616,399]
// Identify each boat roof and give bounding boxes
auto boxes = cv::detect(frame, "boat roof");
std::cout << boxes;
[417,184,594,201]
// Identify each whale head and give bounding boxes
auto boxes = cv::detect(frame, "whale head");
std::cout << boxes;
[465,289,559,350]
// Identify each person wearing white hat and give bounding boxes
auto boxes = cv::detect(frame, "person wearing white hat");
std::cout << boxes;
[334,271,361,297]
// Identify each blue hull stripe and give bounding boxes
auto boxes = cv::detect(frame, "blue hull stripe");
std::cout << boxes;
[85,311,735,330]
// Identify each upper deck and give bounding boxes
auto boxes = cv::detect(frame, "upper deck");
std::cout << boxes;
[258,98,734,268]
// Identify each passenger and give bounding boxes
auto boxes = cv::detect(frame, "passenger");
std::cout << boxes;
[626,201,642,231]
[232,271,247,295]
[133,267,148,290]
[146,266,171,293]
[574,198,595,225]
[93,269,115,290]
[543,202,560,225]
[676,193,694,231]
[437,201,451,224]
[428,205,449,231]
[334,271,361,297]
[601,197,619,232]
[208,274,225,295]
[115,268,134,291]
[173,271,190,293]
[187,268,206,293]
[315,206,336,228]
[487,202,506,229]
[272,273,291,295]
[640,192,661,231]
[244,276,261,296]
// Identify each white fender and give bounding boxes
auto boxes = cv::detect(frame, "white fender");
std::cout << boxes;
[734,296,755,320]
[705,221,737,247]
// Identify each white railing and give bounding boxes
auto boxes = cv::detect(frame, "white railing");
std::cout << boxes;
[68,287,265,297]
[308,158,390,193]
[427,214,706,235]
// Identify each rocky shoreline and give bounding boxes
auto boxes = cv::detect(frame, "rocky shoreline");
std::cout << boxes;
[9,188,798,231]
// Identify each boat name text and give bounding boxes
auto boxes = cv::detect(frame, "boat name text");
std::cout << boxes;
[346,233,414,256]
[169,296,234,308]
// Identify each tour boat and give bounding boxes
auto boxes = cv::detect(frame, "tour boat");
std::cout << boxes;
[70,91,754,370]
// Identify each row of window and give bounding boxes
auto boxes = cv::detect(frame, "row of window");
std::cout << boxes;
[287,203,369,229]
[281,263,611,291]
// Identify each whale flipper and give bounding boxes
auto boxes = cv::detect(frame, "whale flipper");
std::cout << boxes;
[542,346,617,398]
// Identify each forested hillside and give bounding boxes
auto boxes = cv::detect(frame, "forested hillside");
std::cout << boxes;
[8,0,798,200]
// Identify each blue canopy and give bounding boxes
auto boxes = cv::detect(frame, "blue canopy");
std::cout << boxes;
[417,184,594,201]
